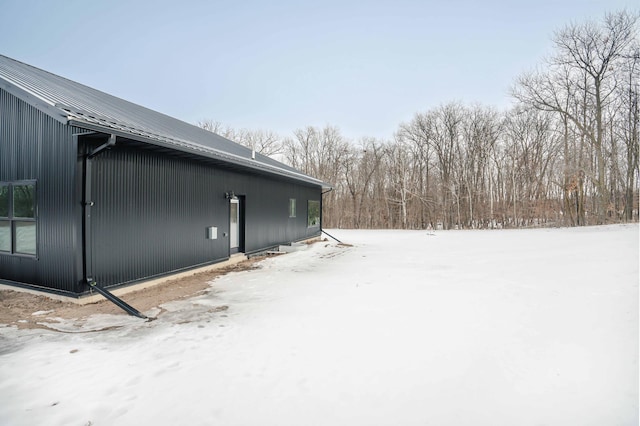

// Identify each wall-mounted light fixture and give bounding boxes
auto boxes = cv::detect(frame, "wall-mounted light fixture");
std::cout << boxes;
[225,191,238,200]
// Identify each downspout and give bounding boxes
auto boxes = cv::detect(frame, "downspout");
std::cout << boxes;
[320,187,343,244]
[82,134,148,319]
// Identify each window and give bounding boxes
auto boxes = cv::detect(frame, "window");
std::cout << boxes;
[289,198,296,218]
[307,200,320,227]
[0,181,37,256]
[0,185,8,217]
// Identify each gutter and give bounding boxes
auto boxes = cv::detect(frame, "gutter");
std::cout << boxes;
[67,117,332,191]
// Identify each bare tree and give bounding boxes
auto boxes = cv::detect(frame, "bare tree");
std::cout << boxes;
[196,119,234,138]
[459,105,502,228]
[195,12,638,230]
[282,125,350,228]
[397,111,435,228]
[197,120,283,156]
[615,37,640,221]
[343,139,384,228]
[502,108,560,226]
[513,10,639,224]
[431,103,465,229]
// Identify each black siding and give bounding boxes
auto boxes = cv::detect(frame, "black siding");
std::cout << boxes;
[88,143,321,289]
[0,87,322,295]
[0,88,82,293]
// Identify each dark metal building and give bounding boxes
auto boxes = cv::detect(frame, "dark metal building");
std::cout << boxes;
[0,55,328,296]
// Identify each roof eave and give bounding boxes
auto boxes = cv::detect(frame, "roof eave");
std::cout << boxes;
[68,118,331,190]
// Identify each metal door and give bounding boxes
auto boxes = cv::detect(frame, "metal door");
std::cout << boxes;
[230,198,239,252]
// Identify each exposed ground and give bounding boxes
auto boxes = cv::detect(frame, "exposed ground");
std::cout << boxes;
[0,257,265,330]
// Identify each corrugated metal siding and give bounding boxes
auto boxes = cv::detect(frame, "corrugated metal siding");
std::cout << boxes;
[0,88,82,293]
[240,178,320,252]
[90,145,222,287]
[88,143,321,289]
[0,58,325,294]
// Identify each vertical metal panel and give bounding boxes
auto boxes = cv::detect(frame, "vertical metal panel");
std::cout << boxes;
[0,88,82,293]
[88,143,321,289]
[89,145,226,288]
[237,175,321,252]
[0,87,322,294]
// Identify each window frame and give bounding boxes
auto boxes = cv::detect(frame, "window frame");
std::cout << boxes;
[289,198,297,218]
[307,199,320,228]
[0,180,37,257]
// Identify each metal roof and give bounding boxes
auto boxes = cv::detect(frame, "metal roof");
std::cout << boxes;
[0,54,329,189]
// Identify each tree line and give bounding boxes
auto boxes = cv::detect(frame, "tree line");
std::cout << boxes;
[200,10,639,229]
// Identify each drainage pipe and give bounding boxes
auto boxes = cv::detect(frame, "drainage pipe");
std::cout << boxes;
[87,279,148,319]
[320,187,343,243]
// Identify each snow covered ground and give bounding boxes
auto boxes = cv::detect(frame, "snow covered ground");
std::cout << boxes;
[0,225,637,426]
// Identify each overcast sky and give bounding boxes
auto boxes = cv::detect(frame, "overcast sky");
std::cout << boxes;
[0,0,636,140]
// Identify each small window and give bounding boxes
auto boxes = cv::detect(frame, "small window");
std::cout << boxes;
[0,181,37,256]
[289,198,296,218]
[307,200,320,227]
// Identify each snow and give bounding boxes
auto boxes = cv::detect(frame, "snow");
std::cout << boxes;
[0,225,638,426]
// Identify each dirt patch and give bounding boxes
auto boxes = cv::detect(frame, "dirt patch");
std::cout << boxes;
[0,257,264,331]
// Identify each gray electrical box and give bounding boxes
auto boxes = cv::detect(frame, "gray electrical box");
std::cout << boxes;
[206,226,218,239]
